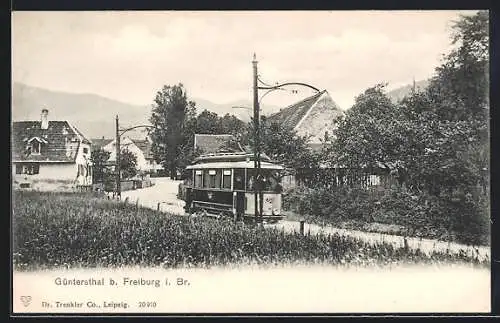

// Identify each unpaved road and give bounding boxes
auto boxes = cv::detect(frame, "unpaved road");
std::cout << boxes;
[266,220,489,261]
[120,177,186,215]
[121,178,490,261]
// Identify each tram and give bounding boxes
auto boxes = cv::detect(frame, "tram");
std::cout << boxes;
[181,152,285,223]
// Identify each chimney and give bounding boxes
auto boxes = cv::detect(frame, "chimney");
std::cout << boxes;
[41,109,49,130]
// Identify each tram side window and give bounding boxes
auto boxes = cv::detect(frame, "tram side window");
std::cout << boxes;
[205,169,221,188]
[204,170,211,188]
[222,169,232,189]
[194,170,203,188]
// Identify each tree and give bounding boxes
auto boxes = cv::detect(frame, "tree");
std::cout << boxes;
[329,11,489,195]
[91,148,111,184]
[327,84,407,183]
[401,10,489,193]
[194,110,247,138]
[120,149,138,179]
[149,84,197,179]
[427,11,488,124]
[260,118,320,182]
[219,113,247,137]
[195,110,222,134]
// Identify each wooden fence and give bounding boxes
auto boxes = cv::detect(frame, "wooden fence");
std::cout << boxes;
[294,167,398,190]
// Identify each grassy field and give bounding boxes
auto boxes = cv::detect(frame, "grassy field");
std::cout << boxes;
[12,191,489,271]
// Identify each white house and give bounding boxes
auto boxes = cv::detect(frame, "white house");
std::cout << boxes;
[92,137,162,174]
[12,109,93,190]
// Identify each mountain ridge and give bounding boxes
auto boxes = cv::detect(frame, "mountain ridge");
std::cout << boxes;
[12,80,430,140]
[386,79,430,103]
[11,82,281,139]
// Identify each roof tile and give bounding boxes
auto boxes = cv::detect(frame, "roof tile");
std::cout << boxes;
[12,121,85,162]
[194,134,243,154]
[267,90,325,129]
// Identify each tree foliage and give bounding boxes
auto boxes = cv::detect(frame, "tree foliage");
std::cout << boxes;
[329,11,489,195]
[194,110,247,137]
[317,11,490,244]
[260,118,320,176]
[149,82,255,179]
[91,148,111,184]
[195,110,221,134]
[149,84,197,179]
[120,149,138,179]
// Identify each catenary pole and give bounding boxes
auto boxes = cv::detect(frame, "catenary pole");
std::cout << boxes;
[252,53,261,223]
[115,115,121,199]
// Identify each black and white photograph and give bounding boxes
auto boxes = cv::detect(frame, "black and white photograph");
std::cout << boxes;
[11,10,491,314]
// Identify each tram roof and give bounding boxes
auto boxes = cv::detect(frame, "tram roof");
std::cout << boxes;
[186,161,284,170]
[192,152,272,163]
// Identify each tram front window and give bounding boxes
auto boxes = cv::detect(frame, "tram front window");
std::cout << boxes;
[233,169,245,190]
[247,169,282,193]
[262,170,283,193]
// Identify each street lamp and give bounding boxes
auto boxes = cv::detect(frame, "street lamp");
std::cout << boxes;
[114,116,156,199]
[251,53,321,225]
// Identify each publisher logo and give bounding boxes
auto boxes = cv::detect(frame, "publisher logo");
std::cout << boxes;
[20,296,32,307]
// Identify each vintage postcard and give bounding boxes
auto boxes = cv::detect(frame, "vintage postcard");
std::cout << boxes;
[11,10,491,315]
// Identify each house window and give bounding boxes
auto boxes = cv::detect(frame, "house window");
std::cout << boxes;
[31,141,41,155]
[19,163,39,175]
[222,169,232,189]
[83,147,89,154]
[369,175,380,186]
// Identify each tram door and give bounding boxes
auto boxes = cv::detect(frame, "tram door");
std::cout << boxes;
[233,169,246,220]
[236,192,245,219]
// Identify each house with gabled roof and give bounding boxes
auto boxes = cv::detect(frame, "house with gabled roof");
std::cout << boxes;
[266,90,346,188]
[91,136,162,174]
[267,89,344,146]
[12,109,93,190]
[268,91,393,189]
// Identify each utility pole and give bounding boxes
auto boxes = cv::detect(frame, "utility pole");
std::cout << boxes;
[252,53,261,224]
[115,115,121,199]
[249,54,320,225]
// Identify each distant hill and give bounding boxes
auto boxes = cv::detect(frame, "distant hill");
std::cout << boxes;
[387,79,430,103]
[12,80,429,140]
[11,82,281,139]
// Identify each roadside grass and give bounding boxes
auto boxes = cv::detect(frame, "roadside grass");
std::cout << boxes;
[12,191,489,271]
[284,211,416,237]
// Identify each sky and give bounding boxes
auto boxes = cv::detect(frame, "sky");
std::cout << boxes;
[11,10,477,111]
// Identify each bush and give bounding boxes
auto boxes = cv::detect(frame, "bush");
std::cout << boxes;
[282,185,489,246]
